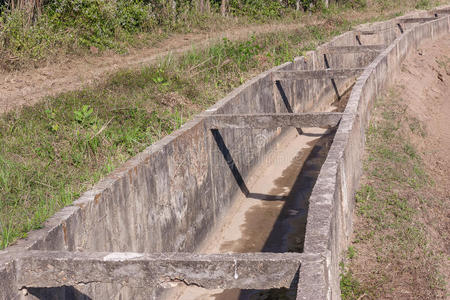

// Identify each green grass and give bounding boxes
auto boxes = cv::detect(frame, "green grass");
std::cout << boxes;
[341,90,446,299]
[340,261,367,299]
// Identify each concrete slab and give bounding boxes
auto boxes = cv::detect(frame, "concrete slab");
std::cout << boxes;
[15,251,311,290]
[206,113,343,129]
[356,30,378,35]
[398,17,438,23]
[272,68,364,81]
[323,45,386,54]
[434,8,450,14]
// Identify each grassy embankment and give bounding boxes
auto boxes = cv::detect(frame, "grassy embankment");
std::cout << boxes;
[340,90,447,299]
[0,0,448,248]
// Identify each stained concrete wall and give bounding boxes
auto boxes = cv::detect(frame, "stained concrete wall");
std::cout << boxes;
[298,13,450,300]
[0,259,17,300]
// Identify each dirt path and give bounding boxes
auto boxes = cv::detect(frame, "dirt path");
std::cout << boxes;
[0,22,308,114]
[400,34,450,182]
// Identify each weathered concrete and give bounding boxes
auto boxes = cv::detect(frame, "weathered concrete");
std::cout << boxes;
[0,256,18,300]
[206,112,343,129]
[398,17,438,23]
[323,45,386,53]
[272,68,364,81]
[296,254,329,300]
[15,251,307,290]
[434,8,450,14]
[0,28,361,297]
[355,30,377,35]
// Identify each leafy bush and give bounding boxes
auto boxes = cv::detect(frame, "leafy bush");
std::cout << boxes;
[228,0,284,19]
[341,0,367,9]
[117,1,153,33]
[0,8,69,64]
[46,0,154,48]
[298,0,326,11]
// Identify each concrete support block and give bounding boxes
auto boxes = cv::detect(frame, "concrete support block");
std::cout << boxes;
[398,17,438,23]
[273,68,364,81]
[206,113,343,129]
[355,30,377,36]
[434,8,450,15]
[296,254,329,300]
[323,45,386,54]
[15,251,307,290]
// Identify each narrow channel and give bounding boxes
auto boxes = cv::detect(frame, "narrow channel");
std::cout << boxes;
[171,89,350,300]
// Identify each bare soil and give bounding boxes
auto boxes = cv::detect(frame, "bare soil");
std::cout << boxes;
[0,22,306,114]
[398,34,450,293]
[350,34,450,299]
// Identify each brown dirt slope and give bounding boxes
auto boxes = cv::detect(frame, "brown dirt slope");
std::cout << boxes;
[397,34,450,283]
[348,34,450,299]
[399,35,450,293]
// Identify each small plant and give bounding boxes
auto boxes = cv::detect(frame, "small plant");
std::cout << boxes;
[299,0,325,12]
[0,220,13,249]
[152,68,169,85]
[45,108,59,132]
[74,105,95,127]
[347,246,356,259]
[403,142,416,159]
[340,262,366,299]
